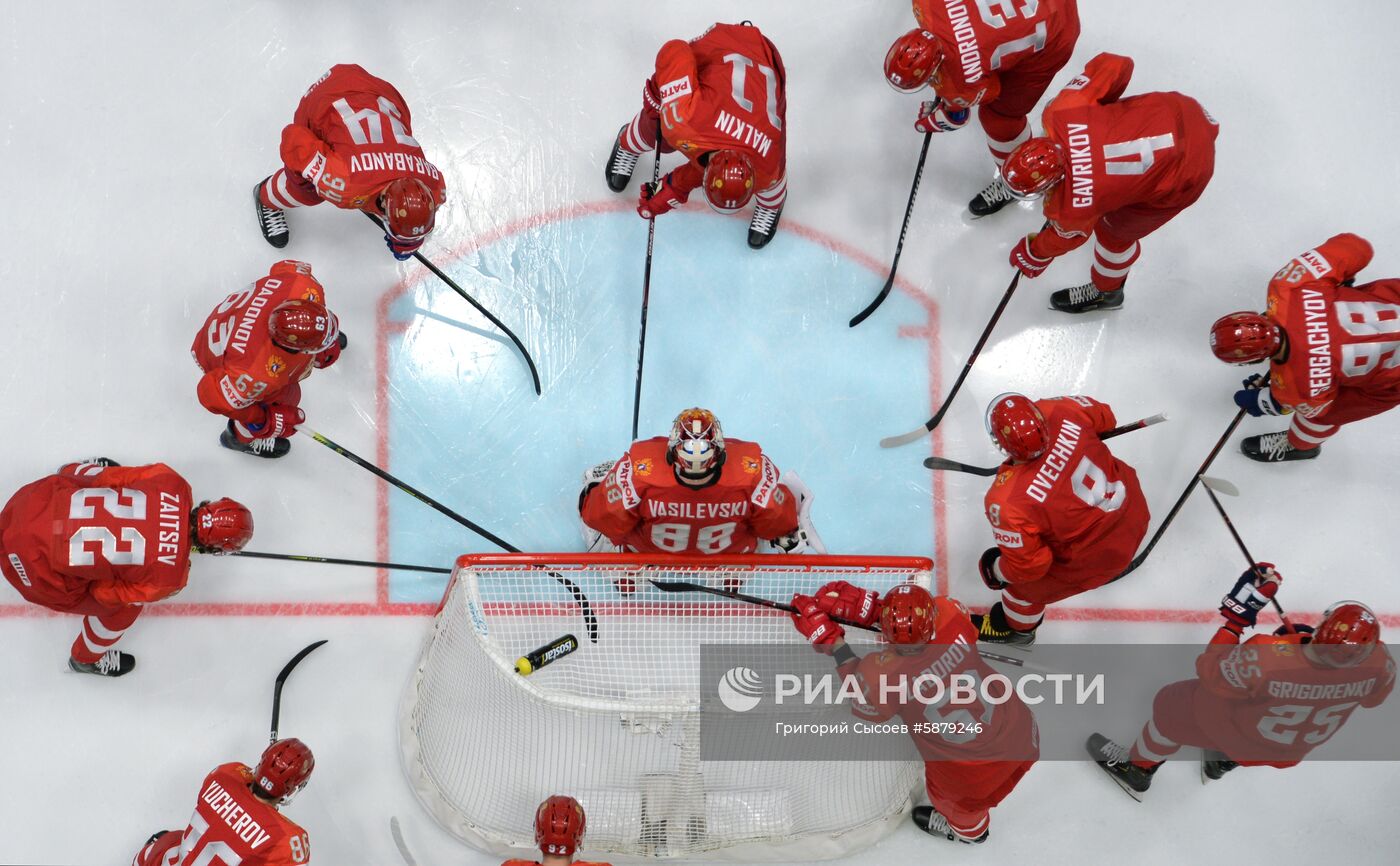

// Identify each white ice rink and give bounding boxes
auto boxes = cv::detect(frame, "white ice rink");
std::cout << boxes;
[3,1,1399,863]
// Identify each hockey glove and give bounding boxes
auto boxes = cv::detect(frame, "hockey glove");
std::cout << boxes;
[313,331,348,369]
[915,99,971,133]
[1010,235,1053,278]
[1219,563,1282,633]
[248,404,305,440]
[637,173,689,219]
[979,547,1008,591]
[1233,384,1286,417]
[814,580,883,627]
[643,77,663,112]
[385,234,420,261]
[791,593,845,647]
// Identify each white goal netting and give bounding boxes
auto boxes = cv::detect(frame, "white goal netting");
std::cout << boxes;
[400,553,932,862]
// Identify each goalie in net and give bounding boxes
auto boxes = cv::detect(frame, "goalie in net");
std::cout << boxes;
[578,407,824,562]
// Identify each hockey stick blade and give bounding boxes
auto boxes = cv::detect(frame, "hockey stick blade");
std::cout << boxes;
[881,425,936,449]
[270,640,327,743]
[390,817,418,866]
[850,131,932,328]
[922,456,997,477]
[1198,475,1240,497]
[362,212,541,394]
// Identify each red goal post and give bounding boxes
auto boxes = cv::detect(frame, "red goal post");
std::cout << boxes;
[400,552,933,861]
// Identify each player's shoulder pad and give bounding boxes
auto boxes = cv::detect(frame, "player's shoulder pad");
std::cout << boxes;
[269,260,314,278]
[932,595,971,632]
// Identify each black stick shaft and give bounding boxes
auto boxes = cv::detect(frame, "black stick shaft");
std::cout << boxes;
[632,120,663,441]
[233,550,450,574]
[271,639,327,743]
[923,414,1166,476]
[1198,479,1297,629]
[647,579,1026,667]
[363,211,541,394]
[880,270,1022,448]
[305,429,599,642]
[1109,409,1246,583]
[849,131,932,328]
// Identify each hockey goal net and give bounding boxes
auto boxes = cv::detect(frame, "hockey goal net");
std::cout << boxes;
[400,553,931,861]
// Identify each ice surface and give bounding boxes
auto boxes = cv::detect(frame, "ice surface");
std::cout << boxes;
[2,1,1398,864]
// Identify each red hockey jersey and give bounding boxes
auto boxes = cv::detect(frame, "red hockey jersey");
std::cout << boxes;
[983,396,1149,585]
[580,437,797,555]
[652,22,787,196]
[191,260,325,426]
[0,462,193,614]
[912,0,1080,110]
[1030,53,1219,259]
[165,763,312,866]
[1264,233,1400,416]
[280,63,447,213]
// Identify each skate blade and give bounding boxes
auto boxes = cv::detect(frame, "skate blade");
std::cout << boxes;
[1095,764,1144,803]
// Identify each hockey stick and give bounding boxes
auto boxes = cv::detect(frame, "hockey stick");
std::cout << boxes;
[233,550,449,574]
[631,118,664,440]
[270,640,327,744]
[849,131,933,328]
[647,579,1028,669]
[923,413,1168,477]
[305,429,599,642]
[880,268,1026,448]
[1197,475,1298,632]
[363,212,541,395]
[389,817,418,866]
[1108,408,1247,584]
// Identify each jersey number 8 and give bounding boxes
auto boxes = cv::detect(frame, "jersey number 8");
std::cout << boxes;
[650,522,737,554]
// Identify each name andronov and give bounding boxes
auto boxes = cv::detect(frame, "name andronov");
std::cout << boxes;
[771,672,1107,707]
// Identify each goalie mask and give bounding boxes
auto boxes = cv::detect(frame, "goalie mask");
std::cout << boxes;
[667,407,725,480]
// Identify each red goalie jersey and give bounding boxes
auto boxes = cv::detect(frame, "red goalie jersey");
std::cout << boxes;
[654,22,787,197]
[1264,233,1400,417]
[281,63,447,213]
[137,763,311,866]
[912,0,1080,111]
[580,437,797,555]
[1030,53,1218,259]
[0,462,193,615]
[984,397,1149,590]
[191,261,326,427]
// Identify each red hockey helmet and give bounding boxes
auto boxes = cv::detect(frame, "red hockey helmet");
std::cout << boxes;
[879,584,937,645]
[269,298,340,354]
[667,407,726,478]
[535,794,587,857]
[884,29,942,93]
[986,393,1050,462]
[192,498,254,554]
[1002,137,1066,200]
[381,177,438,243]
[1209,312,1282,364]
[1311,601,1381,668]
[254,738,315,803]
[703,150,755,213]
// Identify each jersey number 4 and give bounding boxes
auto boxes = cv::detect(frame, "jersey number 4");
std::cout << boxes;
[68,487,146,567]
[333,96,419,148]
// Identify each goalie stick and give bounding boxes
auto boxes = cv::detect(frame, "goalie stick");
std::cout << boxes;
[363,212,541,395]
[307,429,600,643]
[1108,408,1247,584]
[848,131,933,328]
[1197,475,1298,632]
[923,413,1168,477]
[270,640,327,744]
[648,579,1034,669]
